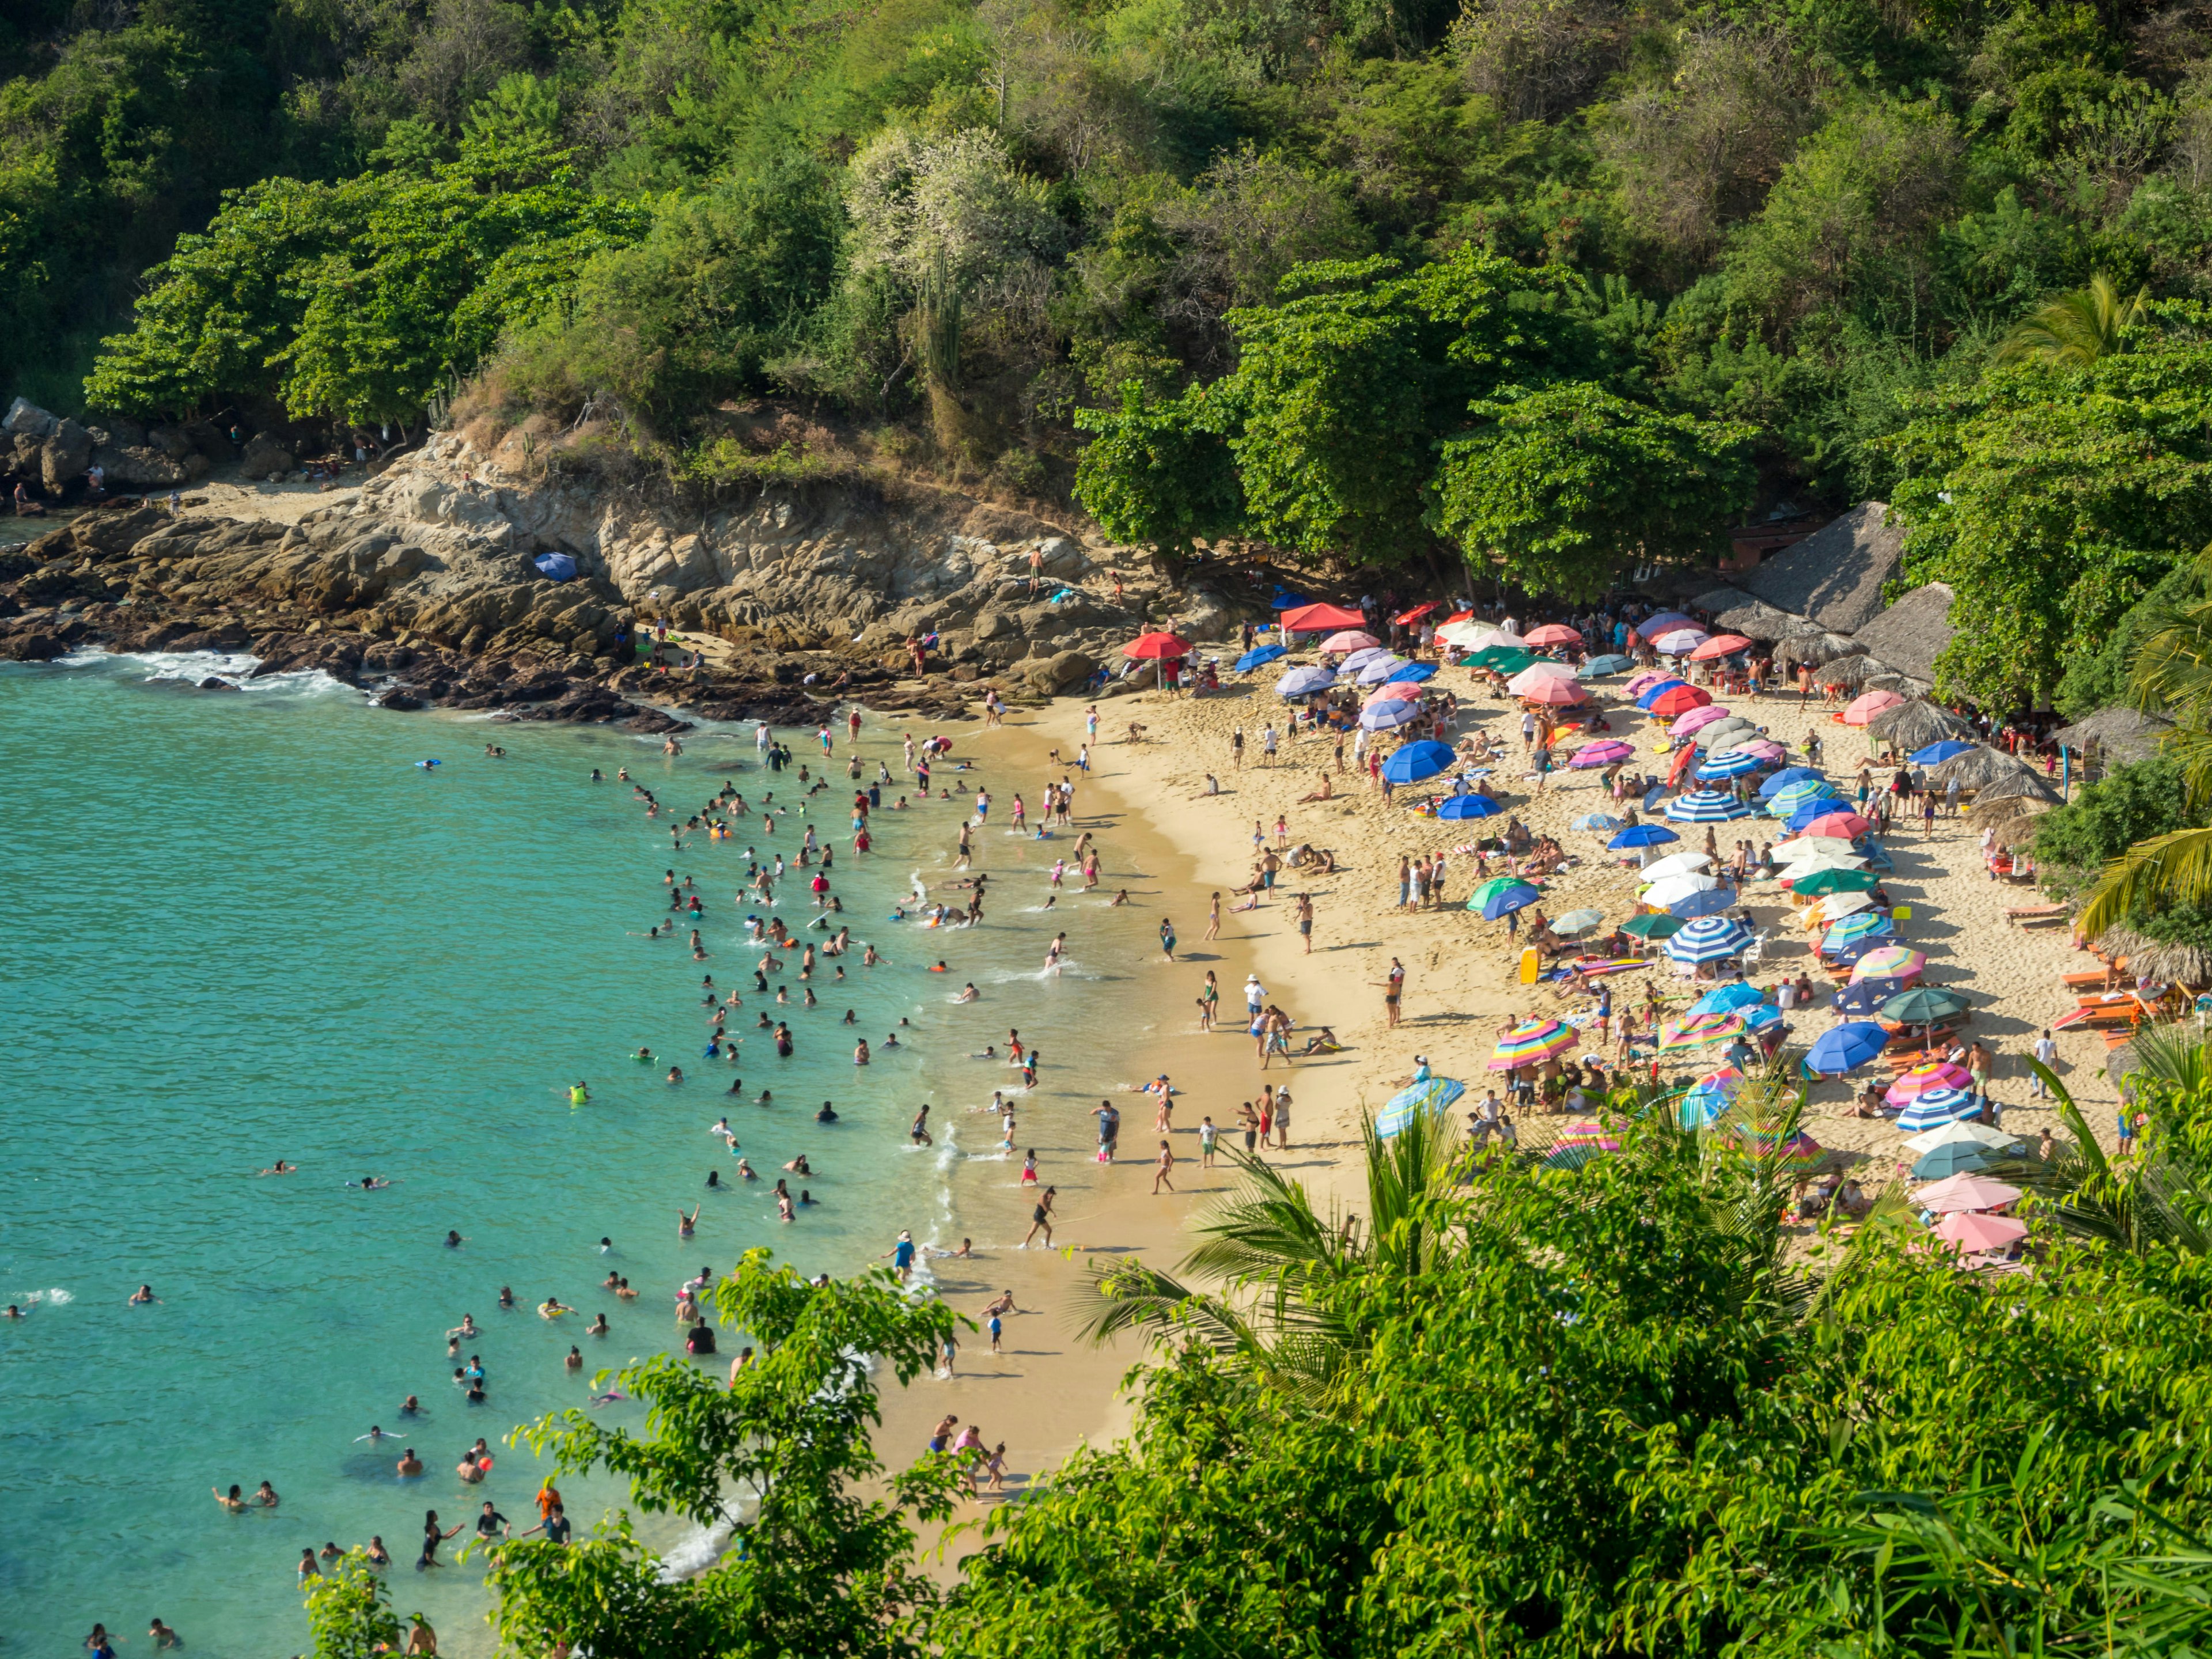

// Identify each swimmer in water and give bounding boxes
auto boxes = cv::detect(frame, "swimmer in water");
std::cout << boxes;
[349,1176,392,1190]
[3,1304,24,1319]
[736,1157,757,1181]
[957,982,979,1002]
[444,1230,466,1249]
[257,1160,297,1175]
[128,1285,158,1305]
[815,1100,838,1122]
[540,1296,573,1319]
[354,1425,391,1442]
[679,1205,699,1237]
[400,1394,421,1415]
[783,1153,812,1175]
[446,1315,479,1340]
[586,1313,609,1335]
[498,1286,516,1308]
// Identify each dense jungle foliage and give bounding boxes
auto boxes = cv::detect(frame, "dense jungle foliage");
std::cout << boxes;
[20,0,2212,692]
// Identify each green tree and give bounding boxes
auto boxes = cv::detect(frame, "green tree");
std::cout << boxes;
[1430,381,1756,599]
[1994,272,2151,368]
[1070,381,1243,573]
[302,1549,404,1657]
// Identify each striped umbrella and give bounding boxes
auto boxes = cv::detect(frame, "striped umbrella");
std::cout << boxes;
[1736,1126,1825,1171]
[1665,916,1754,964]
[1821,911,1895,950]
[1570,739,1636,768]
[1888,1063,1972,1108]
[1677,1066,1745,1126]
[1768,781,1842,819]
[1894,1086,1980,1131]
[1666,790,1753,823]
[1376,1075,1465,1138]
[1490,1019,1578,1070]
[1851,946,1927,983]
[1758,766,1829,798]
[1658,1011,1747,1051]
[1555,1119,1619,1147]
[1697,748,1767,780]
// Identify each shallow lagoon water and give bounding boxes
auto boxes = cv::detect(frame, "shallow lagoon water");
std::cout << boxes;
[1,651,1159,1653]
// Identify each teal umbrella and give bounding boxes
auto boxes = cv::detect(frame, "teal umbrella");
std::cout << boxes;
[1377,1076,1466,1138]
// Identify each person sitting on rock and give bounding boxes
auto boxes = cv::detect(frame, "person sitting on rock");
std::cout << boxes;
[12,482,45,517]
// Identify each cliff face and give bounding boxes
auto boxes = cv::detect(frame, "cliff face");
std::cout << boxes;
[0,426,1270,725]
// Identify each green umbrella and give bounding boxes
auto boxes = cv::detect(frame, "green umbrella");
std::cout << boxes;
[1553,908,1605,935]
[1468,875,1535,906]
[1882,986,1971,1024]
[1621,913,1683,939]
[1790,868,1881,897]
[1468,646,1536,673]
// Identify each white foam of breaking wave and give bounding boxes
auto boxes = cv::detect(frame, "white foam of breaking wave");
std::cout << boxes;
[60,646,357,698]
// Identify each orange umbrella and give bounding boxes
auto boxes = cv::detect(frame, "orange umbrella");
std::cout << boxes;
[1688,634,1753,661]
[1123,632,1191,660]
[1524,624,1582,647]
[1521,677,1589,706]
[1648,685,1713,717]
[1843,690,1906,725]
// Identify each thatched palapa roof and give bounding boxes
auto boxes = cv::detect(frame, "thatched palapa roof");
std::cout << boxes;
[1691,586,1817,642]
[2093,926,2212,991]
[1929,745,2050,794]
[1775,632,1864,672]
[1868,699,1979,751]
[1967,794,2040,825]
[1741,502,1907,634]
[1851,581,1956,684]
[1819,653,1894,691]
[2053,705,2173,766]
[1977,768,2065,805]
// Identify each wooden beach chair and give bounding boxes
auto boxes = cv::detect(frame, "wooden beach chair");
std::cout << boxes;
[2006,904,2068,927]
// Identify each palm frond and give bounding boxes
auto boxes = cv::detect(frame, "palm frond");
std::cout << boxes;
[1993,273,2148,367]
[2075,824,2212,942]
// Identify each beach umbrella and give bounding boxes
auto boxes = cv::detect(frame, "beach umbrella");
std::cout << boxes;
[1505,663,1577,695]
[1395,602,1441,626]
[1359,700,1423,732]
[1342,646,1392,671]
[1552,908,1605,936]
[1582,653,1634,676]
[1665,916,1754,964]
[1381,741,1456,784]
[1884,986,1971,1025]
[1376,1075,1465,1138]
[1478,884,1543,920]
[1678,1067,1745,1126]
[1625,671,1676,697]
[1888,1062,1973,1107]
[1490,1019,1577,1070]
[1365,682,1422,708]
[1467,626,1528,650]
[1621,912,1683,939]
[1758,766,1829,798]
[1649,685,1714,718]
[1271,588,1309,609]
[1740,1003,1782,1034]
[1908,739,1976,767]
[1936,1211,2028,1253]
[1695,717,1760,749]
[1798,809,1874,839]
[1467,645,1537,673]
[1124,631,1191,660]
[1654,628,1711,656]
[1810,890,1877,924]
[1666,789,1753,823]
[1805,1022,1891,1075]
[1912,1143,1994,1180]
[1384,662,1438,685]
[1609,824,1680,849]
[1769,780,1840,819]
[1573,812,1625,831]
[1669,888,1741,919]
[1824,935,1890,967]
[1641,852,1713,881]
[1547,1119,1621,1158]
[1672,704,1734,737]
[1641,611,1696,635]
[1320,630,1379,653]
[1843,689,1907,726]
[1905,1119,2021,1156]
[1438,793,1505,820]
[1635,679,1690,709]
[1236,643,1290,672]
[1697,748,1767,781]
[1831,977,1912,1014]
[1822,911,1895,951]
[1279,602,1366,633]
[1777,848,1868,876]
[1914,1173,2022,1214]
[1658,1010,1747,1050]
[1524,623,1582,646]
[1851,946,1927,983]
[1740,739,1789,762]
[1642,873,1721,907]
[1789,867,1880,897]
[1357,654,1411,685]
[1275,665,1336,698]
[1736,1126,1826,1172]
[1692,982,1767,1016]
[1469,876,1532,906]
[1521,676,1590,706]
[1688,633,1754,661]
[1570,738,1636,768]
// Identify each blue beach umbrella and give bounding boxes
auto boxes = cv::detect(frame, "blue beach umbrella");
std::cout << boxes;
[1360,700,1424,732]
[1382,740,1456,784]
[1692,982,1766,1016]
[1479,884,1543,920]
[1666,790,1753,823]
[1357,655,1411,685]
[1910,740,1976,767]
[1385,661,1439,685]
[1237,643,1289,672]
[1895,1088,1980,1132]
[1804,1022,1889,1076]
[1635,679,1690,709]
[1275,665,1335,698]
[1696,748,1767,781]
[1573,813,1624,831]
[1438,793,1505,820]
[1785,797,1855,833]
[1831,977,1912,1015]
[1665,916,1754,964]
[1740,1003,1782,1033]
[1758,766,1828,799]
[1769,780,1841,819]
[1669,887,1740,919]
[1271,589,1309,609]
[1609,824,1680,850]
[1582,653,1634,676]
[533,551,578,581]
[1376,1075,1465,1138]
[1824,934,1890,966]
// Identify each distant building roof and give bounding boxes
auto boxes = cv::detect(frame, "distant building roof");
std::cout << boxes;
[1851,581,1955,683]
[1740,502,1906,634]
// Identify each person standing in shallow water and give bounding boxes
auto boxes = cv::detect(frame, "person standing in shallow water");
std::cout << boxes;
[1158,917,1176,961]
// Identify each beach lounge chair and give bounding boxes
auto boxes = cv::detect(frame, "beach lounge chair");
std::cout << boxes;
[2006,904,2067,926]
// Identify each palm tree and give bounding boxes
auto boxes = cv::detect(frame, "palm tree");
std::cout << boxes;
[2077,546,2212,942]
[1993,272,2150,368]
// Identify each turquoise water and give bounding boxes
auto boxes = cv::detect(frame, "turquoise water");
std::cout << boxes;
[0,650,1155,1654]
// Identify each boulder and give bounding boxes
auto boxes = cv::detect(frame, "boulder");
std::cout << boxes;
[241,432,295,478]
[90,443,192,489]
[40,420,94,491]
[378,691,425,711]
[1018,648,1097,695]
[198,677,241,691]
[180,419,238,464]
[0,628,69,661]
[146,425,196,461]
[3,398,57,440]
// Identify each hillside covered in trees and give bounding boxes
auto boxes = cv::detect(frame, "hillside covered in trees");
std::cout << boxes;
[16,0,2212,699]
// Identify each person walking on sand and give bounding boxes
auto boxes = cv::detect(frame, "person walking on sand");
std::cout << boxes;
[1023,1185,1056,1247]
[1153,1139,1176,1194]
[1206,892,1222,941]
[1272,1086,1293,1150]
[1296,891,1315,953]
[1196,969,1219,1032]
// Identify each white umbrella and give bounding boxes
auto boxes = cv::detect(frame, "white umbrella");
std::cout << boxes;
[1654,628,1710,655]
[1436,621,1488,647]
[1779,851,1869,876]
[1903,1120,2024,1156]
[1642,873,1723,908]
[1468,627,1526,650]
[1641,852,1714,881]
[1812,891,1877,924]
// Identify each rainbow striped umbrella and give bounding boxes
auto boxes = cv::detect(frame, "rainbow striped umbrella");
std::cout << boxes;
[1658,1011,1746,1051]
[1895,1086,1980,1131]
[1735,1126,1826,1172]
[1677,1066,1745,1126]
[1555,1119,1618,1147]
[1490,1019,1578,1070]
[1851,946,1927,983]
[1821,911,1895,951]
[1768,781,1842,819]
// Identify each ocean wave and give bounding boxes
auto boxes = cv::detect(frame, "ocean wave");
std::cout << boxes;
[61,646,357,698]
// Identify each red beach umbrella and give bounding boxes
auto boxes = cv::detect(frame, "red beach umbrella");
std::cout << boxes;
[1648,685,1713,717]
[1521,677,1589,706]
[1688,634,1753,661]
[1123,632,1191,660]
[1524,624,1582,647]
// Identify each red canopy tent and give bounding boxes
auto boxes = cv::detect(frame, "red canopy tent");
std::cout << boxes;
[1280,603,1367,633]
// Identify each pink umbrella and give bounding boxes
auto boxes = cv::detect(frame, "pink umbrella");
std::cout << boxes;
[1913,1173,2022,1214]
[1742,739,1787,760]
[1521,677,1590,706]
[1851,946,1926,982]
[1671,704,1733,737]
[1570,739,1635,768]
[1506,663,1578,695]
[1624,670,1673,696]
[1799,810,1873,839]
[1843,690,1907,726]
[1524,624,1582,647]
[1886,1061,1972,1106]
[1321,630,1380,653]
[1687,633,1753,661]
[1365,682,1424,706]
[1936,1211,2028,1253]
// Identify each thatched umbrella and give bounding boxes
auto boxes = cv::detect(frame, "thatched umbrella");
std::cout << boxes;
[1776,633,1863,672]
[1866,672,1930,696]
[1976,768,2065,806]
[2093,925,2212,988]
[1818,654,1892,691]
[1711,596,1810,642]
[1930,745,2038,792]
[1868,699,1979,752]
[1967,794,2039,827]
[1987,816,2042,851]
[2052,705,2172,767]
